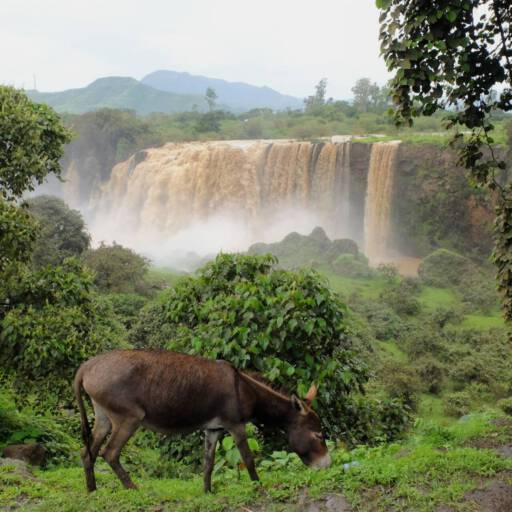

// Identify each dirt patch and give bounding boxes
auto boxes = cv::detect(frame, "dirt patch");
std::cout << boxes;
[465,478,512,512]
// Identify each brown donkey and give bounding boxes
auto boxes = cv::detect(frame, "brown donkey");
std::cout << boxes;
[74,349,331,492]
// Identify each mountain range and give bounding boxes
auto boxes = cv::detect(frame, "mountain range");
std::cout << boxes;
[26,71,302,116]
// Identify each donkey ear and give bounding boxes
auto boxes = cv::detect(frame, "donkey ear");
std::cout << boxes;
[304,383,317,404]
[291,394,307,415]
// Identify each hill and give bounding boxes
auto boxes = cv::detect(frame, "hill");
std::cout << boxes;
[26,77,207,115]
[141,69,303,112]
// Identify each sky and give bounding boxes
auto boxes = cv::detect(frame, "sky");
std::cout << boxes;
[0,0,389,100]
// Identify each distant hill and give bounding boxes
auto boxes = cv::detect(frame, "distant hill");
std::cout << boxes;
[142,70,303,112]
[27,77,207,115]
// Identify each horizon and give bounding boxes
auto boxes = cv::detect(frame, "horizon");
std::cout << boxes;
[1,0,388,99]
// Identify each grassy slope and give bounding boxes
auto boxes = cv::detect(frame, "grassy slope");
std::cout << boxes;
[2,413,511,511]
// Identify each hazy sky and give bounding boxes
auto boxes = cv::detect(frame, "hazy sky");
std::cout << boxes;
[1,0,388,99]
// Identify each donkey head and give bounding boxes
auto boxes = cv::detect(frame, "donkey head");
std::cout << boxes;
[287,384,331,469]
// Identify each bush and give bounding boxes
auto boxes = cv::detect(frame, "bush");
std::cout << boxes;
[105,292,148,329]
[418,249,472,287]
[83,242,150,294]
[380,279,421,316]
[497,397,512,416]
[332,253,374,278]
[131,253,368,440]
[443,391,472,417]
[0,258,124,399]
[375,360,422,410]
[353,300,406,341]
[450,355,495,390]
[415,356,445,394]
[26,195,90,268]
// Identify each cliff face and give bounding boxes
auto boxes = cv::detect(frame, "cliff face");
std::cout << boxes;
[54,138,494,262]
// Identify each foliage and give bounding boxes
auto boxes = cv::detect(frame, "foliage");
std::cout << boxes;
[418,248,472,287]
[414,355,445,394]
[497,397,512,416]
[0,200,37,271]
[379,277,421,316]
[377,0,512,320]
[25,195,90,268]
[0,259,123,398]
[204,87,217,111]
[104,292,148,329]
[443,391,472,418]
[332,253,373,278]
[83,242,151,294]
[0,86,71,201]
[131,253,368,440]
[375,360,422,410]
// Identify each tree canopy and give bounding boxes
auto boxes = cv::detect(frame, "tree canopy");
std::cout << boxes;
[377,0,512,320]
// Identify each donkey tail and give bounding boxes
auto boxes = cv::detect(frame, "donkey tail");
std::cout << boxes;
[73,367,96,492]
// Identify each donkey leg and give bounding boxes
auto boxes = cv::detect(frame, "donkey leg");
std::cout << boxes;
[90,402,112,462]
[229,425,259,482]
[101,417,140,489]
[80,402,112,492]
[203,429,222,493]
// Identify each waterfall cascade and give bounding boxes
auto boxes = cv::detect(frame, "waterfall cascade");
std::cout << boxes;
[363,141,400,262]
[88,140,354,256]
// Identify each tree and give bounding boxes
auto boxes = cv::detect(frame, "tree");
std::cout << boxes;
[83,242,150,294]
[377,0,512,320]
[205,87,218,111]
[351,78,381,113]
[25,195,90,268]
[304,78,328,113]
[0,86,71,201]
[130,253,369,439]
[0,87,72,270]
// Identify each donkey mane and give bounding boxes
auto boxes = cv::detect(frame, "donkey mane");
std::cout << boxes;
[240,370,293,402]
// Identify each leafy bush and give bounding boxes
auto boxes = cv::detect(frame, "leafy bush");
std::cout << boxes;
[375,360,422,409]
[105,292,148,329]
[443,391,472,417]
[26,195,90,268]
[341,394,412,445]
[332,253,373,278]
[353,300,406,341]
[132,253,368,440]
[497,397,512,416]
[380,278,421,316]
[0,258,124,399]
[450,355,495,390]
[414,356,445,394]
[418,249,472,287]
[457,271,499,314]
[83,242,150,294]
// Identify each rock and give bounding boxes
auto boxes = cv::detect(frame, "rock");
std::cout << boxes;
[3,443,46,466]
[0,458,36,480]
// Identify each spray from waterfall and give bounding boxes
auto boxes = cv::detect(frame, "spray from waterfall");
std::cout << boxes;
[364,141,400,263]
[85,140,354,264]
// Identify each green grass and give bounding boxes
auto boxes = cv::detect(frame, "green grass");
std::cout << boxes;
[460,313,505,330]
[2,412,511,511]
[377,341,408,363]
[146,266,185,289]
[319,267,387,299]
[418,286,458,312]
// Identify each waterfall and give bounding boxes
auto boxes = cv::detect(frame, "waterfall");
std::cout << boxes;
[86,139,354,260]
[363,141,400,263]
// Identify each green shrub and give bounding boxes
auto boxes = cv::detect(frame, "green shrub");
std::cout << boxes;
[497,397,512,416]
[83,242,150,294]
[380,279,421,316]
[352,299,407,341]
[376,360,422,410]
[418,249,472,287]
[415,356,445,394]
[106,292,148,329]
[26,195,90,268]
[332,253,374,278]
[131,253,368,441]
[443,391,472,417]
[0,258,124,399]
[450,355,495,390]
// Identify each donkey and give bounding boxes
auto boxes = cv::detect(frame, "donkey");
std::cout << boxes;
[74,349,331,493]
